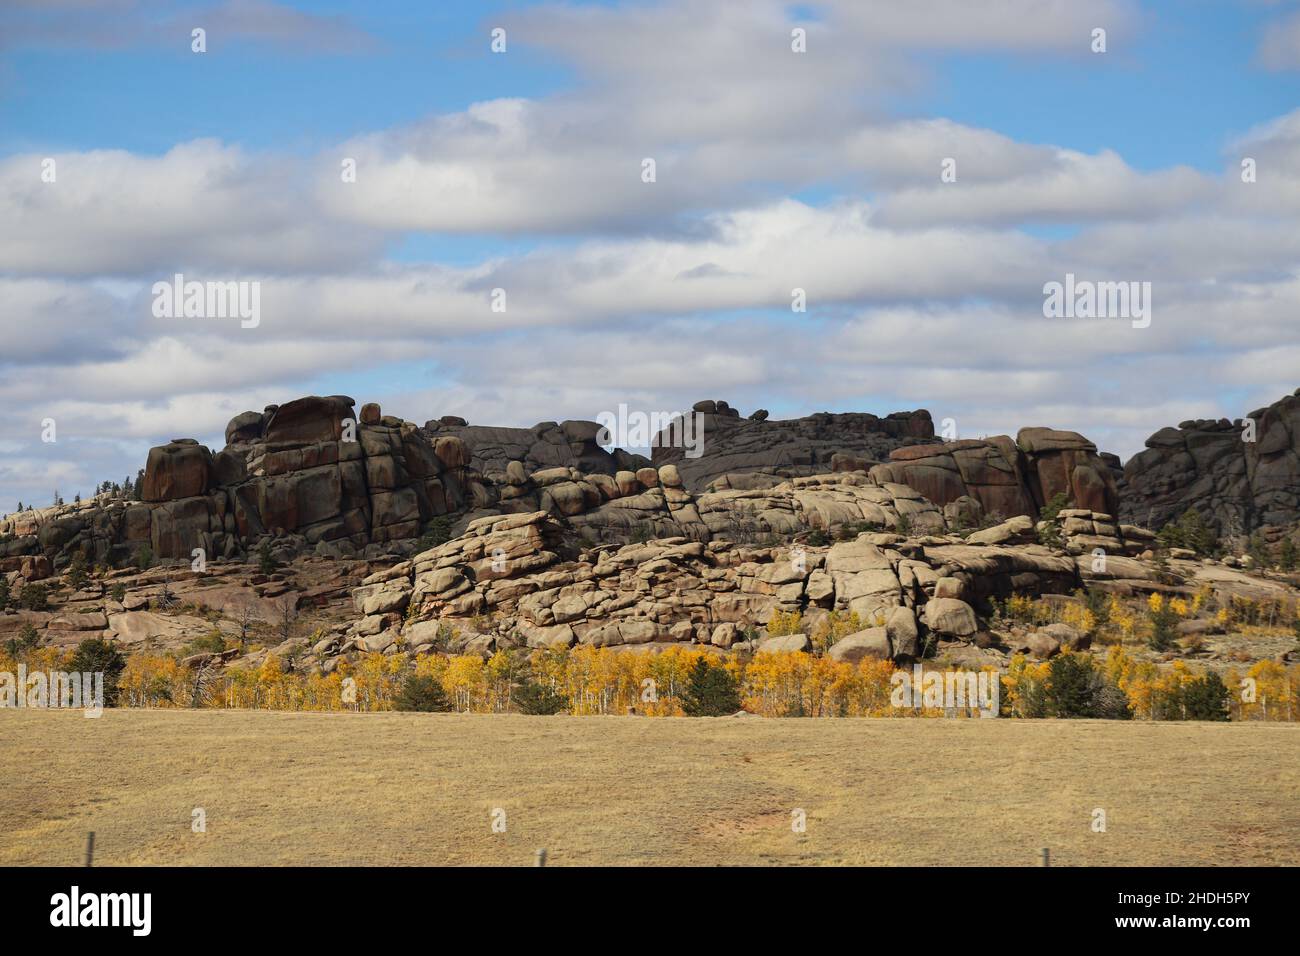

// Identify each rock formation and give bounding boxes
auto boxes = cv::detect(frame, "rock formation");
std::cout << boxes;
[331,497,1166,665]
[646,401,1120,526]
[424,417,651,479]
[650,400,937,491]
[869,429,1120,521]
[1121,389,1300,534]
[3,389,1293,594]
[5,387,1296,680]
[1,396,480,572]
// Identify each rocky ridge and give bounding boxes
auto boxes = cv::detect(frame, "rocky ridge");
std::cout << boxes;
[1122,388,1300,535]
[3,390,1295,606]
[337,502,1162,666]
[868,428,1120,521]
[650,401,936,491]
[4,464,1294,681]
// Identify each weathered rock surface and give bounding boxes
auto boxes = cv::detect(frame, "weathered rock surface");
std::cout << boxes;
[335,506,1159,662]
[828,627,891,663]
[424,418,650,479]
[141,440,213,503]
[871,429,1119,521]
[7,389,1295,607]
[650,401,936,492]
[1122,389,1300,534]
[2,396,478,568]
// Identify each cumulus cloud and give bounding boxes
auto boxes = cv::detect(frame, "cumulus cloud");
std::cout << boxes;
[875,150,1211,226]
[0,142,383,276]
[3,0,1300,513]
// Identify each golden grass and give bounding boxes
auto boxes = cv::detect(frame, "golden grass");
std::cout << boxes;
[1,710,1296,866]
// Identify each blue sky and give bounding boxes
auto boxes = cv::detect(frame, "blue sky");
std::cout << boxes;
[922,1,1300,172]
[7,1,1297,169]
[2,0,1299,511]
[1,1,572,155]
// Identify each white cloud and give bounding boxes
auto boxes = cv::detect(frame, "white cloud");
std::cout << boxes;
[0,142,382,276]
[5,0,1300,514]
[875,150,1211,226]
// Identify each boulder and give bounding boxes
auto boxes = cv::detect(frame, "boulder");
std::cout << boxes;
[141,442,213,502]
[923,598,978,638]
[934,576,965,600]
[358,585,409,616]
[711,622,738,648]
[224,410,265,445]
[966,515,1035,546]
[828,627,891,663]
[264,395,355,445]
[1038,622,1090,651]
[1023,632,1061,660]
[358,629,399,654]
[885,606,919,658]
[756,633,811,654]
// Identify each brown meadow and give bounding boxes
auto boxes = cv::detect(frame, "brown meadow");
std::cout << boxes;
[1,710,1296,866]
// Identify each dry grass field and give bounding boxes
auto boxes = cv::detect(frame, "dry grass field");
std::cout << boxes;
[1,710,1297,866]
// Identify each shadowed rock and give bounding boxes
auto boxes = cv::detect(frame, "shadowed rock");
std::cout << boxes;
[1122,389,1300,533]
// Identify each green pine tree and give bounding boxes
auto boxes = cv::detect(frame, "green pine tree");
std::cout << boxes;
[394,674,451,712]
[1043,654,1130,719]
[1036,491,1071,549]
[514,677,567,715]
[258,539,277,576]
[1044,654,1099,717]
[681,658,742,716]
[1148,601,1180,651]
[66,552,89,590]
[417,516,453,552]
[4,623,41,658]
[1181,672,1230,721]
[19,583,48,611]
[1246,532,1271,570]
[69,637,126,706]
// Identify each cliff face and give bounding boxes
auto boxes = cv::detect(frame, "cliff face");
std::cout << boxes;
[1,396,479,571]
[12,389,1292,582]
[647,403,1122,524]
[649,400,937,491]
[870,428,1121,522]
[1121,389,1300,534]
[422,418,650,480]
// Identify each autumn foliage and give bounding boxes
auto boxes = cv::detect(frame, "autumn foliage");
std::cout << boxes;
[4,591,1297,719]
